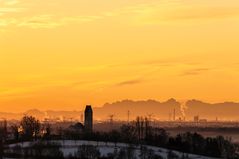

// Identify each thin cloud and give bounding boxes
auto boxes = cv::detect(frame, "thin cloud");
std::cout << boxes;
[2,15,103,29]
[181,68,210,76]
[107,2,239,25]
[142,57,201,67]
[4,0,19,5]
[117,79,141,86]
[1,0,239,29]
[61,15,102,23]
[0,18,16,26]
[0,7,24,13]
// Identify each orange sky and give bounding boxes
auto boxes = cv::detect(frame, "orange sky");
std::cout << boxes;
[1,0,239,112]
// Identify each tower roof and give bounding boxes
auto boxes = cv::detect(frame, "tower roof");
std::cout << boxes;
[85,105,92,112]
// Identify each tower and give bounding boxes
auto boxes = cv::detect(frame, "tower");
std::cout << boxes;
[84,105,93,133]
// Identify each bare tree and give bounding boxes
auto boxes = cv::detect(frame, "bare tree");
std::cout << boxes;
[11,125,19,141]
[20,116,41,140]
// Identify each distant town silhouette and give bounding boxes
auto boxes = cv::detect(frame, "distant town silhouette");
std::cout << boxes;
[1,99,239,121]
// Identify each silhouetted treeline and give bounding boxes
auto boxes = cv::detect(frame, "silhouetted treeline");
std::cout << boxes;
[0,126,6,159]
[53,117,239,158]
[3,116,239,158]
[0,137,3,159]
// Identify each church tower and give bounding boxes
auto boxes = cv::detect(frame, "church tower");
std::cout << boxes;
[84,105,93,132]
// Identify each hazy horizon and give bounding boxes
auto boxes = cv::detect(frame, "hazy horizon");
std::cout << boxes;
[1,98,239,113]
[1,98,239,121]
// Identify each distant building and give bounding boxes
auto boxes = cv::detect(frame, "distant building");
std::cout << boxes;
[84,105,93,133]
[194,116,199,122]
[199,119,207,122]
[193,115,207,123]
[69,122,84,133]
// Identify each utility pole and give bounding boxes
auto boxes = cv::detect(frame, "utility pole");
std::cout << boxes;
[147,113,153,127]
[173,108,176,121]
[109,114,114,125]
[80,113,84,123]
[127,110,130,124]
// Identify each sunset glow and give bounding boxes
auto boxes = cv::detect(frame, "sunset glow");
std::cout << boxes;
[1,0,239,112]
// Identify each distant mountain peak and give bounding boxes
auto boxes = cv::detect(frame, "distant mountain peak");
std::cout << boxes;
[24,109,43,114]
